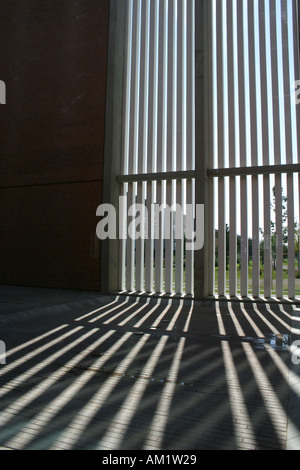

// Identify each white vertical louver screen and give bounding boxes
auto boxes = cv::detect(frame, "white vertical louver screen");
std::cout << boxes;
[120,0,195,296]
[210,0,300,299]
[119,0,299,300]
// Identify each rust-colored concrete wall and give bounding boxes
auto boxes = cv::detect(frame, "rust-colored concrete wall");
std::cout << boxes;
[0,0,109,290]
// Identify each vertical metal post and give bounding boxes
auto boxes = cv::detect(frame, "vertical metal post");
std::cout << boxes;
[216,0,226,297]
[165,0,174,295]
[259,0,272,298]
[248,0,260,298]
[207,0,215,297]
[185,0,195,296]
[227,0,237,297]
[238,0,249,298]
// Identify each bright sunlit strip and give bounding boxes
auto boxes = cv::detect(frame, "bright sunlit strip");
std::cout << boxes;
[0,325,74,380]
[49,333,150,450]
[148,299,173,328]
[219,300,288,448]
[242,341,288,443]
[143,337,186,450]
[74,296,122,322]
[221,339,257,447]
[252,303,281,335]
[2,328,106,448]
[118,297,151,326]
[264,303,291,331]
[103,298,146,325]
[4,324,68,360]
[10,329,126,448]
[88,297,130,323]
[217,302,257,446]
[240,302,264,337]
[183,300,194,333]
[133,298,163,328]
[287,0,298,164]
[216,301,227,336]
[166,300,184,331]
[0,326,84,402]
[97,335,169,450]
[227,302,246,337]
[223,300,288,445]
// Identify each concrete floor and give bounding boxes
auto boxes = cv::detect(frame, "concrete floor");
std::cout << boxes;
[0,286,299,450]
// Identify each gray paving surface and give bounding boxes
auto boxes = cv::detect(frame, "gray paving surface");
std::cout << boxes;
[0,286,299,450]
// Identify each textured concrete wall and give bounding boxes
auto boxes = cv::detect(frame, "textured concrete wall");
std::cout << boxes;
[0,0,109,290]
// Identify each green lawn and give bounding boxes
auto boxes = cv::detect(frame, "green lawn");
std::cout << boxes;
[130,261,300,297]
[214,260,300,297]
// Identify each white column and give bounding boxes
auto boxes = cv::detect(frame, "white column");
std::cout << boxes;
[216,0,226,296]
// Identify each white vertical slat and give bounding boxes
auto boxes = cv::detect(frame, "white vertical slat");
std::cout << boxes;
[164,181,174,294]
[133,0,142,176]
[145,182,154,293]
[185,0,195,296]
[240,176,248,297]
[161,0,170,294]
[125,0,138,292]
[119,184,127,291]
[208,179,215,295]
[119,0,134,291]
[259,0,272,298]
[216,0,226,296]
[154,0,166,294]
[227,0,237,297]
[252,176,260,298]
[229,177,237,297]
[153,178,164,299]
[142,0,150,177]
[179,0,187,174]
[248,0,260,298]
[148,0,158,177]
[185,181,195,295]
[274,176,283,298]
[144,0,159,293]
[126,182,135,291]
[131,0,141,291]
[293,0,300,163]
[263,176,272,299]
[282,0,296,298]
[174,0,185,295]
[135,183,145,292]
[270,0,283,298]
[165,0,176,294]
[207,0,215,296]
[138,0,151,292]
[299,172,300,296]
[181,0,187,291]
[298,173,300,296]
[287,173,295,298]
[294,0,300,297]
[238,0,249,297]
[175,180,184,294]
[134,0,144,292]
[123,0,133,178]
[175,0,183,295]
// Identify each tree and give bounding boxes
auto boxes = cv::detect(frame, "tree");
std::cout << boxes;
[269,186,298,274]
